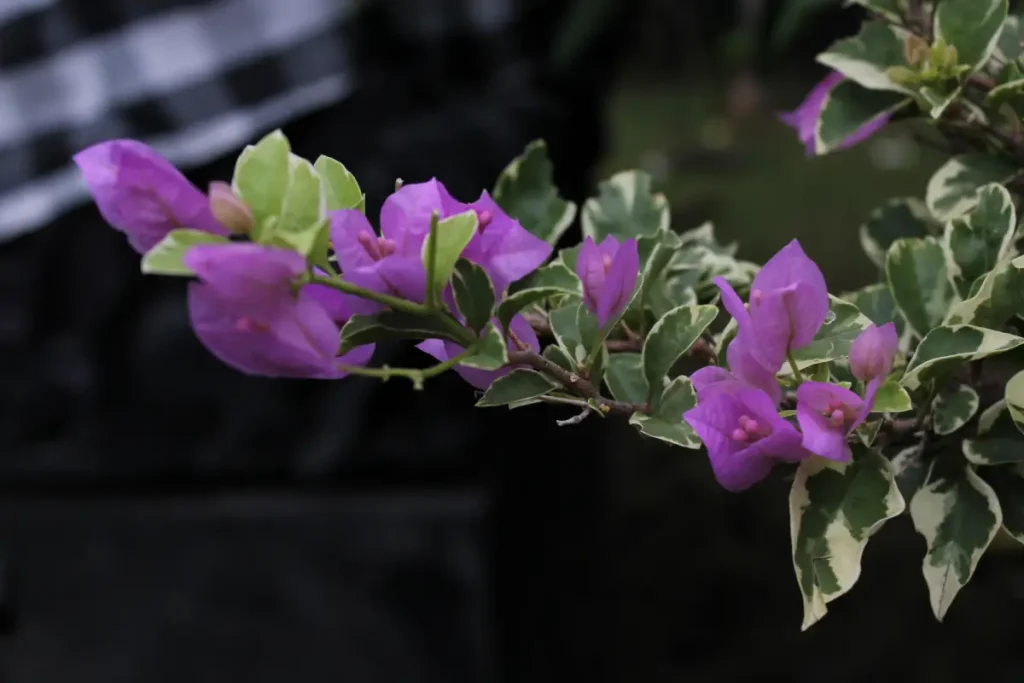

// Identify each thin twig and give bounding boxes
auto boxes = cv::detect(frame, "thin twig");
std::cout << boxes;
[508,349,650,417]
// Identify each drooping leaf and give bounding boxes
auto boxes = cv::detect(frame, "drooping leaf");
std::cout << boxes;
[340,311,465,352]
[815,81,909,155]
[605,352,647,404]
[314,155,365,213]
[871,378,913,414]
[925,154,1021,222]
[629,375,700,449]
[476,369,557,407]
[885,237,954,338]
[492,140,577,245]
[232,130,290,228]
[789,448,905,630]
[979,464,1024,544]
[933,0,1008,72]
[909,457,1002,621]
[963,400,1024,466]
[941,183,1016,297]
[640,305,718,395]
[140,229,230,276]
[932,384,980,435]
[422,210,478,306]
[581,170,669,242]
[859,198,938,270]
[945,255,1024,326]
[452,260,496,335]
[901,325,1024,390]
[816,20,916,93]
[781,296,873,373]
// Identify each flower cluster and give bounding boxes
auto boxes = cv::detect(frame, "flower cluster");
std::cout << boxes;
[683,241,897,491]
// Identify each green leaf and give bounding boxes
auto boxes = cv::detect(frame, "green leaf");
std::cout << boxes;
[815,80,909,155]
[476,369,557,407]
[542,344,576,372]
[901,324,1024,390]
[549,303,585,362]
[847,0,902,21]
[314,155,365,212]
[782,296,873,373]
[942,183,1016,297]
[581,170,669,242]
[340,311,465,352]
[859,198,937,270]
[421,210,478,306]
[816,20,916,93]
[995,14,1022,62]
[945,255,1024,326]
[871,378,913,414]
[932,384,980,435]
[909,457,1002,621]
[140,229,230,276]
[979,464,1024,544]
[1005,369,1024,435]
[629,376,700,449]
[963,400,1024,466]
[605,352,646,404]
[492,140,577,245]
[646,275,697,320]
[640,305,718,394]
[452,260,496,334]
[232,130,290,227]
[926,154,1021,222]
[509,262,581,295]
[841,283,905,337]
[789,448,905,630]
[892,444,929,502]
[884,237,954,338]
[459,324,508,370]
[934,0,1008,71]
[269,155,327,255]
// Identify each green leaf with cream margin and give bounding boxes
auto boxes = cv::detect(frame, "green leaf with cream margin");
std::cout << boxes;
[779,296,873,374]
[581,170,669,242]
[630,375,700,449]
[859,198,937,270]
[816,20,916,94]
[925,154,1022,222]
[814,80,909,155]
[141,229,229,276]
[492,140,577,245]
[945,254,1024,327]
[476,370,557,408]
[789,448,905,630]
[941,183,1015,298]
[933,0,1008,74]
[932,384,980,436]
[421,210,479,307]
[909,457,1002,621]
[885,237,954,339]
[900,325,1024,391]
[640,304,718,396]
[1005,370,1024,436]
[963,400,1024,466]
[979,463,1024,544]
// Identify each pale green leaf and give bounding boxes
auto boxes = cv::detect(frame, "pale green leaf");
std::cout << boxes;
[476,369,557,407]
[871,378,913,414]
[789,448,905,630]
[232,130,290,227]
[909,457,1002,621]
[901,324,1024,390]
[314,155,365,212]
[926,154,1021,222]
[934,0,1008,71]
[272,155,326,255]
[492,140,577,245]
[932,384,980,435]
[140,229,230,276]
[641,304,718,394]
[581,170,669,242]
[422,210,478,305]
[884,237,954,338]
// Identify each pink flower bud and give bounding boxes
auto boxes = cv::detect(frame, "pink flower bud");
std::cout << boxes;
[848,322,899,383]
[208,181,253,235]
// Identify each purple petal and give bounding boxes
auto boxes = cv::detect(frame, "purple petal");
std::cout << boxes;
[302,282,364,323]
[183,243,306,317]
[855,376,883,427]
[690,366,737,399]
[779,71,844,155]
[749,239,829,351]
[338,266,388,316]
[462,191,552,293]
[329,209,379,272]
[849,322,899,383]
[576,236,603,315]
[726,334,783,405]
[376,255,427,304]
[379,179,454,252]
[840,112,890,151]
[596,237,640,329]
[795,381,863,462]
[74,140,227,253]
[684,397,774,492]
[713,276,752,333]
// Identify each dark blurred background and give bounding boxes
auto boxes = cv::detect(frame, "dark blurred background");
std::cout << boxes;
[0,0,1022,681]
